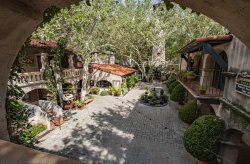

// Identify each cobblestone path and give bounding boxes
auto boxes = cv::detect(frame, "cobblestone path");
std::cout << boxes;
[35,82,195,164]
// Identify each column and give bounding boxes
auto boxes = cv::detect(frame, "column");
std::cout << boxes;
[40,53,48,72]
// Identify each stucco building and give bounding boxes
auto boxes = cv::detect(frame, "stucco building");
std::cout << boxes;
[178,34,250,164]
[88,51,137,89]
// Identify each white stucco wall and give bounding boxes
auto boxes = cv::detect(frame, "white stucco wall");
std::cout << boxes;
[90,69,123,88]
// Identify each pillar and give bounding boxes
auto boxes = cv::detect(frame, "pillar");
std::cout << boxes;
[40,53,48,72]
[68,55,74,68]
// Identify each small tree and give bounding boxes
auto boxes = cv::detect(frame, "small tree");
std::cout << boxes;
[170,84,185,103]
[178,101,199,124]
[183,115,224,162]
[169,81,180,93]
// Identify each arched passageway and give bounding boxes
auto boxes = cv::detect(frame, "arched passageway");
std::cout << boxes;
[23,89,50,104]
[1,0,250,141]
[96,80,112,88]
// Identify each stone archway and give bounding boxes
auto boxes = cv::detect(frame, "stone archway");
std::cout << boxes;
[1,0,250,141]
[96,80,112,88]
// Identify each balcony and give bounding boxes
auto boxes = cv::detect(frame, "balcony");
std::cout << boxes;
[173,73,223,99]
[13,69,83,87]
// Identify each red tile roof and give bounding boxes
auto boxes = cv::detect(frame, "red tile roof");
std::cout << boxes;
[90,64,137,76]
[194,35,232,43]
[178,35,233,53]
[29,39,73,51]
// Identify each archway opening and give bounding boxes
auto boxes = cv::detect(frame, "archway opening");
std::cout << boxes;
[96,80,112,88]
[23,89,51,104]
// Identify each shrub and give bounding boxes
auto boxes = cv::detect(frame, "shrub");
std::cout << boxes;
[100,90,108,96]
[160,94,168,103]
[89,87,100,94]
[108,86,115,95]
[114,88,122,96]
[73,100,84,107]
[18,124,46,144]
[149,96,157,105]
[165,74,171,80]
[127,76,135,88]
[87,95,94,100]
[170,84,185,102]
[140,94,145,101]
[121,82,127,88]
[166,76,176,88]
[178,101,199,124]
[183,115,224,162]
[169,81,180,93]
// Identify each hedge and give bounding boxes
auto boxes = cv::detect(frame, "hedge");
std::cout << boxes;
[169,81,180,93]
[183,115,224,162]
[170,84,185,102]
[166,76,176,88]
[178,101,199,124]
[100,90,108,96]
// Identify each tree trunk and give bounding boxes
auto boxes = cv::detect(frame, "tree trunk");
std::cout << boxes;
[81,61,89,101]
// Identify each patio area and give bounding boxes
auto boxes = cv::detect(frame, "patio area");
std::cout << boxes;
[34,82,195,164]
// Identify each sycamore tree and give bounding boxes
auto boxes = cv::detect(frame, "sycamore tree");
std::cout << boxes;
[33,0,227,85]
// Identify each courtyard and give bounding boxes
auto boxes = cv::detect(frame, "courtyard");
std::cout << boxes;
[35,82,195,164]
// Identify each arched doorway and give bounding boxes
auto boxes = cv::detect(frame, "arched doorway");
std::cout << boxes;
[23,89,50,104]
[201,51,228,91]
[96,80,112,88]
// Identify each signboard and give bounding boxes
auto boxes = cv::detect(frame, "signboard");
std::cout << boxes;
[235,72,250,97]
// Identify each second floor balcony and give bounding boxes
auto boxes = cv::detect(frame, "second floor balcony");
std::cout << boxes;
[13,68,83,87]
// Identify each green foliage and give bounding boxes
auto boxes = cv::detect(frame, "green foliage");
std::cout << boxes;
[149,96,157,106]
[7,39,29,142]
[166,76,176,88]
[170,84,185,102]
[121,82,127,88]
[186,71,195,77]
[160,94,169,103]
[169,81,180,93]
[89,87,100,94]
[114,88,122,96]
[73,100,84,107]
[183,115,224,162]
[178,101,199,124]
[100,90,108,96]
[18,124,46,144]
[127,76,135,88]
[108,86,115,94]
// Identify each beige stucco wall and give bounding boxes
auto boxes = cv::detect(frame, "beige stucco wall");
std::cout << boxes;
[90,69,123,88]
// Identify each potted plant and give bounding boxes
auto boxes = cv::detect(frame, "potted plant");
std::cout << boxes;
[178,101,199,128]
[198,85,207,95]
[108,86,115,95]
[183,115,224,164]
[186,71,196,81]
[114,88,121,96]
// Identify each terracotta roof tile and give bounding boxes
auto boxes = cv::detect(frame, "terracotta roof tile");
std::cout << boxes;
[29,39,73,51]
[178,35,233,53]
[89,64,137,76]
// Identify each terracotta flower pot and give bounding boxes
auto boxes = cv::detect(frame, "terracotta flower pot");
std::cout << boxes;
[197,159,214,164]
